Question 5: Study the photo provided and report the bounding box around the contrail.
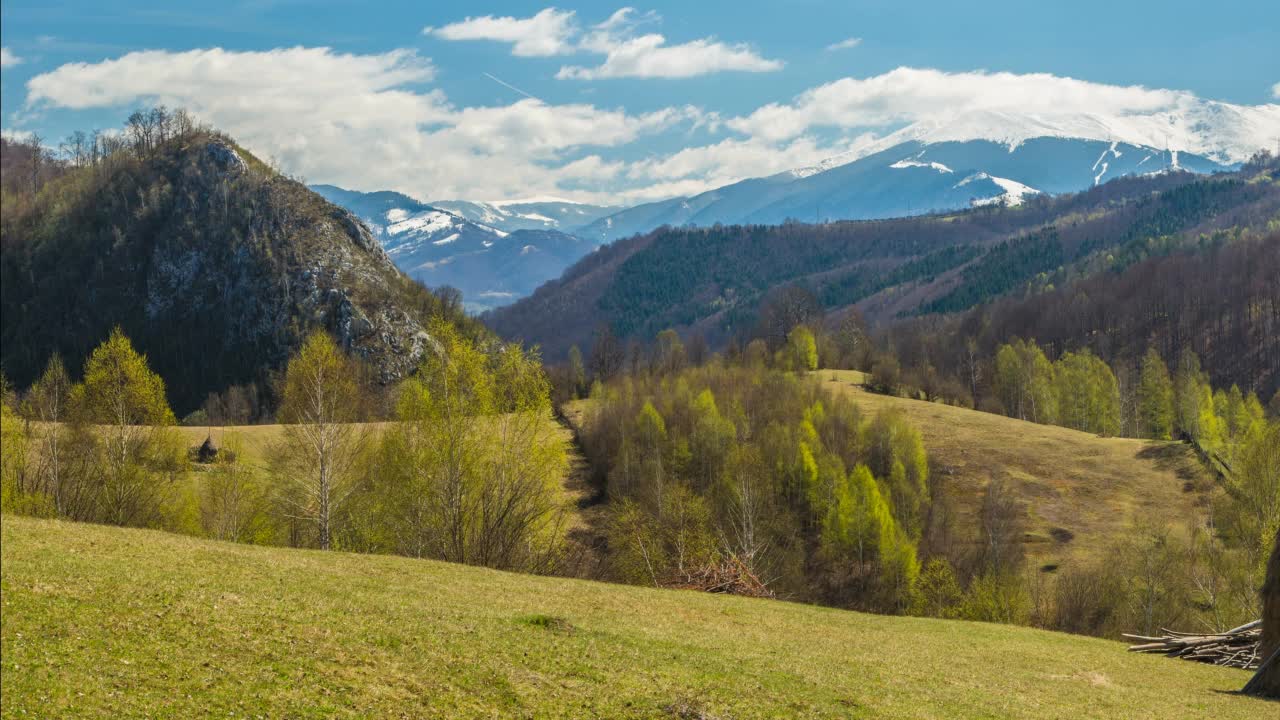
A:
[483,72,540,102]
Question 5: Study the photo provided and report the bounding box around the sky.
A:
[1,0,1278,205]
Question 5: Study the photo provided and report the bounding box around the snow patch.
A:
[890,159,954,173]
[970,175,1041,207]
[432,233,460,246]
[388,211,456,237]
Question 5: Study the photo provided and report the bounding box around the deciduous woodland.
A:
[4,307,1276,644]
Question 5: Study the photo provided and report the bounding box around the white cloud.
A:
[428,6,781,80]
[20,54,1280,205]
[825,37,861,52]
[425,8,578,57]
[23,47,700,203]
[558,8,781,79]
[1273,81,1280,99]
[728,67,1186,142]
[1,128,36,142]
[1,47,23,69]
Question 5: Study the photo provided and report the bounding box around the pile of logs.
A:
[662,556,775,599]
[1124,620,1262,669]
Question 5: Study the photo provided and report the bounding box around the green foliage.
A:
[273,331,368,550]
[581,364,930,612]
[1,120,488,416]
[782,325,818,372]
[923,229,1065,314]
[0,375,36,514]
[994,339,1057,424]
[366,318,567,571]
[1137,347,1175,439]
[1053,349,1121,435]
[953,572,1031,625]
[64,328,185,527]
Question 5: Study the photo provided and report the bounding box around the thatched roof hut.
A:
[197,434,219,463]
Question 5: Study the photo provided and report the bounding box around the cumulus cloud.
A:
[1273,81,1280,99]
[557,8,782,79]
[428,6,781,80]
[728,67,1184,141]
[20,54,1279,204]
[1,47,23,69]
[825,38,861,52]
[424,8,578,57]
[23,47,700,203]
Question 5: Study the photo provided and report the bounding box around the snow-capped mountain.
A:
[577,101,1275,241]
[311,185,593,312]
[579,136,1235,241]
[425,197,619,234]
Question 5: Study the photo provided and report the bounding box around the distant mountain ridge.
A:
[487,159,1280,362]
[311,185,595,312]
[427,198,619,233]
[577,137,1233,242]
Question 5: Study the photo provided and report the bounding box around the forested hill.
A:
[0,117,484,415]
[485,157,1280,362]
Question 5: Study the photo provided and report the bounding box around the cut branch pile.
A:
[1124,620,1262,669]
[662,556,775,599]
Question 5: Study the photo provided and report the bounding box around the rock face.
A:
[0,133,451,414]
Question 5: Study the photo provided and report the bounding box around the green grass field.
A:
[1,515,1264,719]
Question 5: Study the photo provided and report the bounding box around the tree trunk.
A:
[1244,529,1280,698]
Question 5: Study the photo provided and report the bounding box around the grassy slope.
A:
[820,371,1214,571]
[1,515,1263,719]
[564,371,1213,574]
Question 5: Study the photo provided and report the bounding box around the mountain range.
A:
[485,157,1280,364]
[311,185,595,312]
[313,101,1279,310]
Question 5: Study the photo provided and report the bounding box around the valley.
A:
[3,6,1279,711]
[1,515,1263,719]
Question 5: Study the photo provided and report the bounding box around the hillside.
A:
[1,515,1263,719]
[820,372,1215,572]
[1,130,479,414]
[563,370,1216,581]
[487,159,1280,362]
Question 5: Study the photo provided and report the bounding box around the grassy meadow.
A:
[816,370,1215,571]
[1,514,1265,719]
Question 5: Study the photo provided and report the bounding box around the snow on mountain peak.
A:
[791,100,1280,176]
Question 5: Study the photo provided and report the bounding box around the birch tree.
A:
[275,332,367,550]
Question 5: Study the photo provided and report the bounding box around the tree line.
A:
[576,361,930,613]
[563,315,1277,636]
[0,324,570,574]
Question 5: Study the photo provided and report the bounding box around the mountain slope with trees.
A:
[487,157,1280,372]
[1,111,482,414]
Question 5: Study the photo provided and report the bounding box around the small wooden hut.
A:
[196,434,219,463]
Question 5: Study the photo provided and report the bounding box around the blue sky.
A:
[2,1,1278,203]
